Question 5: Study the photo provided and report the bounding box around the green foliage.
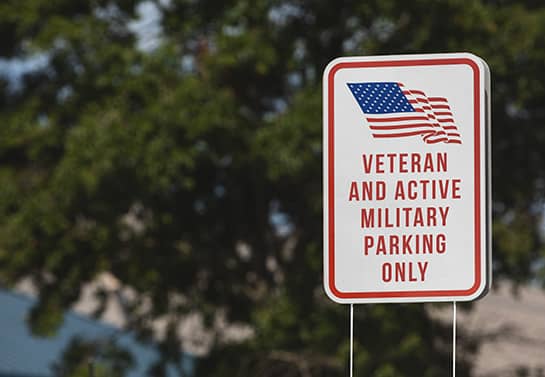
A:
[51,337,134,377]
[1,0,545,376]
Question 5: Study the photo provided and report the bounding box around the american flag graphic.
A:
[347,82,462,144]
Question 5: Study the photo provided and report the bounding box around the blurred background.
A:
[0,0,544,376]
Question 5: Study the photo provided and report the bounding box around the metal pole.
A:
[350,304,354,377]
[88,357,95,377]
[452,301,457,377]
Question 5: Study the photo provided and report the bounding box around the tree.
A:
[1,0,544,376]
[52,337,134,377]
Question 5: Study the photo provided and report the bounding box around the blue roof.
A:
[0,288,194,377]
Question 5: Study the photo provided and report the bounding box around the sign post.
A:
[323,53,491,304]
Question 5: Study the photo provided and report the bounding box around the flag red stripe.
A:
[409,99,447,105]
[369,123,435,130]
[403,90,426,96]
[426,137,449,144]
[373,130,435,138]
[365,116,429,122]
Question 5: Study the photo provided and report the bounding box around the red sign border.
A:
[326,57,483,300]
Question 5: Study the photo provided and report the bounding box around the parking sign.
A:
[323,53,491,303]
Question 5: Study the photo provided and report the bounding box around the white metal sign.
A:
[323,53,490,303]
